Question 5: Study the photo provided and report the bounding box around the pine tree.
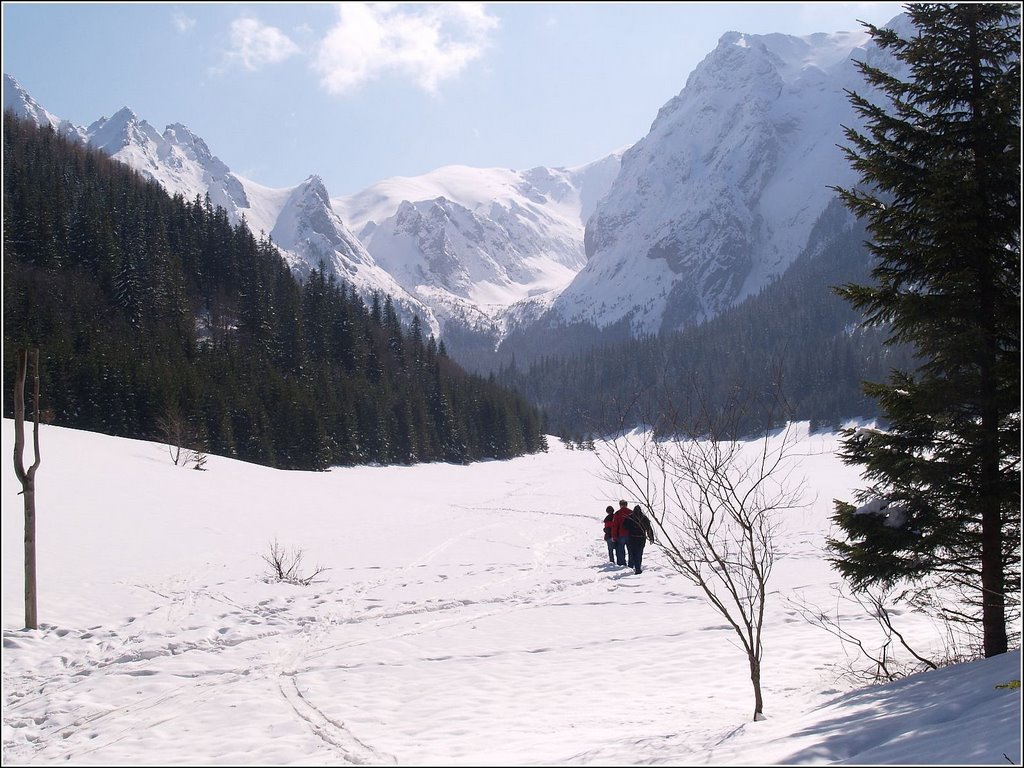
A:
[826,4,1020,658]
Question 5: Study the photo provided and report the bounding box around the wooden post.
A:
[13,348,41,630]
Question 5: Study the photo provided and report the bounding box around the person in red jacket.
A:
[610,499,632,567]
[602,505,616,563]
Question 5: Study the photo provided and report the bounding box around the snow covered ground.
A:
[2,420,1019,765]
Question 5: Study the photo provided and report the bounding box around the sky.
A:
[2,418,1020,765]
[1,2,907,197]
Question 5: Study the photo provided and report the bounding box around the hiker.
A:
[623,504,655,574]
[610,499,632,567]
[602,505,616,563]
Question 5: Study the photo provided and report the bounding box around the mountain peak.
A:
[295,174,331,207]
[164,123,209,153]
[86,106,164,157]
[558,23,889,336]
[92,106,140,128]
[3,73,87,142]
[3,73,34,108]
[161,123,236,184]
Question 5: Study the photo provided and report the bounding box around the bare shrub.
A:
[261,539,329,586]
[785,582,986,686]
[155,406,208,470]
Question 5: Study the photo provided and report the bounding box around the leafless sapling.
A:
[598,389,807,721]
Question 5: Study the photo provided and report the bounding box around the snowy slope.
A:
[85,108,253,220]
[552,21,907,336]
[333,156,621,338]
[2,75,86,143]
[2,420,1019,765]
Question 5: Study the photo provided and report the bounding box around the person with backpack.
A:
[610,499,632,567]
[623,504,655,574]
[602,505,616,563]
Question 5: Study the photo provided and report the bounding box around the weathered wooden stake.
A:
[14,348,41,630]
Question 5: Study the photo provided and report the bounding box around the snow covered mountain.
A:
[333,156,621,344]
[84,107,254,222]
[1,75,433,333]
[549,19,909,336]
[4,13,908,354]
[3,76,86,143]
[3,73,618,346]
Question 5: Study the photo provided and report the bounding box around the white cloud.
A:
[225,18,301,71]
[172,11,196,33]
[314,2,499,95]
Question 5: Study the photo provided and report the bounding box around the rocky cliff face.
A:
[551,25,904,336]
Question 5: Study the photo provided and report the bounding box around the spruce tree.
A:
[826,4,1020,658]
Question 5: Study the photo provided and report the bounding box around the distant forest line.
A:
[493,198,916,439]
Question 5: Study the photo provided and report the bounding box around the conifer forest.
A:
[3,113,547,470]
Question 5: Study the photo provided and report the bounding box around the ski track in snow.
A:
[0,542,768,767]
[3,478,674,764]
[4,426,973,766]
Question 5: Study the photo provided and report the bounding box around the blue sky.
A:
[2,2,906,197]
